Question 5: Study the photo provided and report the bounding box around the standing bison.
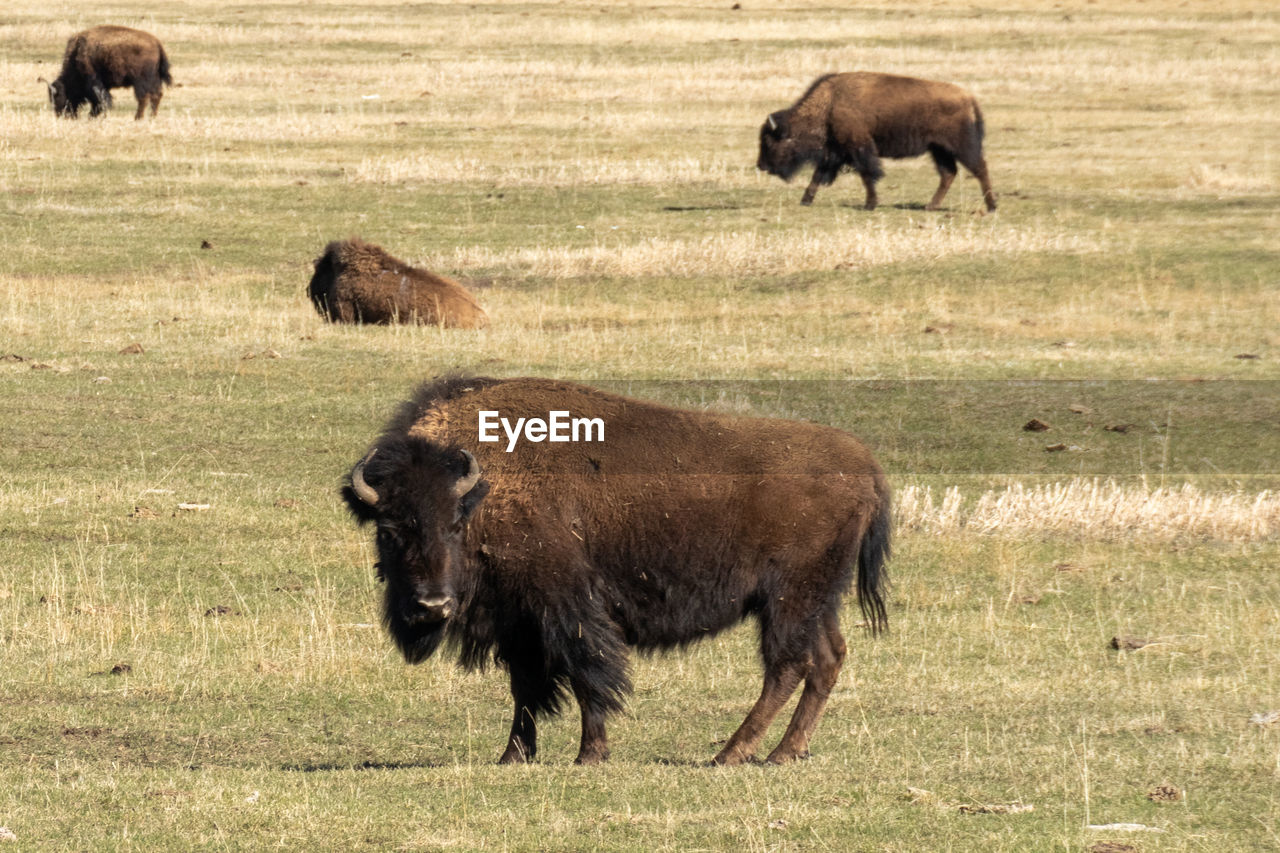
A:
[758,72,997,211]
[342,377,891,765]
[308,238,488,329]
[43,26,171,119]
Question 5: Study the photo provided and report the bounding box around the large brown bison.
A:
[308,238,488,329]
[342,377,891,765]
[758,72,997,211]
[42,26,171,119]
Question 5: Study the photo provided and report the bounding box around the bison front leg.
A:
[498,671,542,763]
[800,162,840,206]
[572,683,610,765]
[499,704,536,764]
[88,82,111,117]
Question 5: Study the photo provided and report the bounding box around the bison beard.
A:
[343,376,891,766]
[383,586,448,664]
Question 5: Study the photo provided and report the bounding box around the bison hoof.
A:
[800,197,815,207]
[573,750,609,765]
[497,746,532,764]
[710,748,752,767]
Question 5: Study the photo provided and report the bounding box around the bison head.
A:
[41,78,72,117]
[756,110,808,180]
[342,436,490,663]
[752,111,793,178]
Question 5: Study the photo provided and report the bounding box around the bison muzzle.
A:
[758,72,997,211]
[343,377,891,766]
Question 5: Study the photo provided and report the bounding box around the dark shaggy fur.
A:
[343,376,891,766]
[44,26,171,119]
[757,72,997,211]
[308,238,488,328]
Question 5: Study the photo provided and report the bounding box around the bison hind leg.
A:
[712,660,807,766]
[846,148,884,211]
[764,609,847,764]
[133,83,162,119]
[962,155,997,212]
[926,144,959,210]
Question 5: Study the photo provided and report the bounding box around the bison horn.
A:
[351,449,380,506]
[451,449,482,498]
[767,113,778,132]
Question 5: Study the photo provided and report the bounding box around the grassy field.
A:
[1,0,1278,849]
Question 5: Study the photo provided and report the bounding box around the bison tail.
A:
[971,102,986,146]
[157,48,172,87]
[856,489,891,634]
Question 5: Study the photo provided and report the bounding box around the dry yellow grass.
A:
[427,221,1102,278]
[897,478,1280,542]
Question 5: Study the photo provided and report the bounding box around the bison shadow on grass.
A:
[308,238,488,329]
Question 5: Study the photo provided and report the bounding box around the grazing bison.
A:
[308,238,488,329]
[42,26,171,119]
[342,377,891,765]
[758,72,997,211]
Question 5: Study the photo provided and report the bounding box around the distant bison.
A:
[758,72,996,211]
[43,26,171,119]
[308,238,488,329]
[342,377,891,765]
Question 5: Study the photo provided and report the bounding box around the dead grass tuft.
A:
[897,479,1279,542]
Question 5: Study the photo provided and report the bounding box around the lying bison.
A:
[308,238,488,329]
[758,72,997,211]
[43,26,171,119]
[342,377,891,765]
